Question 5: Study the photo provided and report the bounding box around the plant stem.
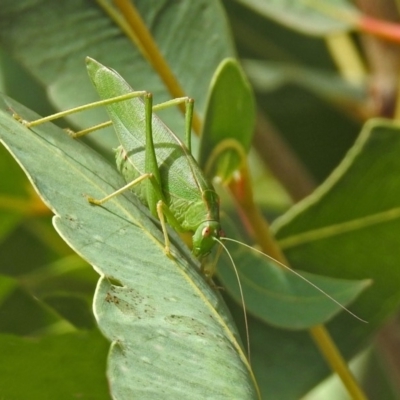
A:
[95,0,149,57]
[307,0,400,44]
[310,325,368,400]
[325,33,367,85]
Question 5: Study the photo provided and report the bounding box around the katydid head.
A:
[192,220,222,258]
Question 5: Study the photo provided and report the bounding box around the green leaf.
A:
[235,0,358,36]
[0,331,110,399]
[244,118,400,397]
[0,248,97,332]
[0,95,260,398]
[0,274,18,305]
[0,0,235,152]
[217,239,370,329]
[0,273,70,336]
[243,59,366,108]
[274,119,400,328]
[199,58,255,182]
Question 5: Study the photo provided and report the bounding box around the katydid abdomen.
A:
[87,58,221,257]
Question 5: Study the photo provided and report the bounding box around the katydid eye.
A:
[202,227,210,237]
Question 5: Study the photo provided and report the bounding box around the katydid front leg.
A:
[86,172,176,257]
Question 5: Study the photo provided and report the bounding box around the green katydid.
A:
[87,59,222,259]
[17,57,365,349]
[24,57,222,259]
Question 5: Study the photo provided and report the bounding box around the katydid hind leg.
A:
[152,96,194,152]
[143,92,165,218]
[156,200,172,257]
[155,199,191,257]
[144,94,192,257]
[184,98,194,153]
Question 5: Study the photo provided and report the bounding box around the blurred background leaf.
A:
[234,0,358,35]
